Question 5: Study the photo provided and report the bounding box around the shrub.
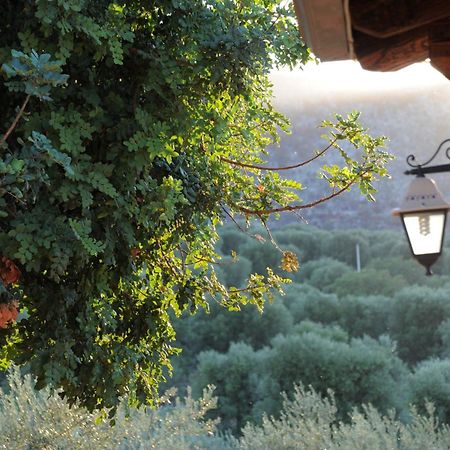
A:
[173,297,293,357]
[367,230,410,261]
[438,319,450,358]
[0,0,321,410]
[0,368,227,450]
[3,366,450,449]
[409,359,450,424]
[191,330,410,431]
[237,385,450,450]
[240,240,300,277]
[292,320,349,342]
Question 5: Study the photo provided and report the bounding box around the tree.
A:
[409,359,450,424]
[389,286,450,364]
[191,327,410,431]
[255,332,409,420]
[191,342,262,434]
[330,268,408,297]
[294,257,352,290]
[0,0,391,411]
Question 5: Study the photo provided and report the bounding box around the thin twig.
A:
[274,199,308,224]
[0,95,31,147]
[262,219,283,253]
[219,138,337,172]
[221,205,267,243]
[177,244,186,273]
[6,191,26,205]
[221,206,248,234]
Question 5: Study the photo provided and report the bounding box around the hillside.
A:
[269,63,450,229]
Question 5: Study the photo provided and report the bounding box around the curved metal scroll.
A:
[406,139,450,169]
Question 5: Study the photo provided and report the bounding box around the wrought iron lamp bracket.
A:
[405,139,450,176]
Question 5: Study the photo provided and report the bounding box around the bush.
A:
[173,298,293,357]
[292,320,349,342]
[367,230,410,261]
[191,330,410,431]
[0,368,226,450]
[409,359,450,424]
[240,240,300,277]
[168,227,450,438]
[237,385,450,450]
[3,366,450,450]
[438,319,450,358]
[239,240,283,276]
[235,301,294,349]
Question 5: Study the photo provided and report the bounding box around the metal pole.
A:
[356,243,361,273]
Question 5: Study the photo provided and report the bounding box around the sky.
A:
[271,60,449,94]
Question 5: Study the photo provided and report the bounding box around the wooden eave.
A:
[293,0,450,80]
[293,0,351,61]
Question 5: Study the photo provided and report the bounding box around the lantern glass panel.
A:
[402,211,446,255]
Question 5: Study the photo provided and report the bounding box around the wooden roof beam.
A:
[429,19,450,79]
[354,26,429,72]
[350,0,450,39]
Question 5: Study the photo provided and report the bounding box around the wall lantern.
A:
[393,139,450,275]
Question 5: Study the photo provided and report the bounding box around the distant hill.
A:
[268,64,450,230]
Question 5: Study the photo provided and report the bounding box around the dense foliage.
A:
[236,386,450,450]
[166,224,450,433]
[0,368,226,450]
[2,368,450,450]
[0,0,390,411]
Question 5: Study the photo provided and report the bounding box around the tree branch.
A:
[219,138,337,172]
[0,95,31,147]
[221,206,248,233]
[235,174,361,216]
[228,285,269,294]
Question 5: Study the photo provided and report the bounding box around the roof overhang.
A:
[293,0,352,61]
[293,0,450,80]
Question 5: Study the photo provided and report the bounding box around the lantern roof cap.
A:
[392,176,450,216]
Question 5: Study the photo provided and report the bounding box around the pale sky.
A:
[271,60,449,93]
